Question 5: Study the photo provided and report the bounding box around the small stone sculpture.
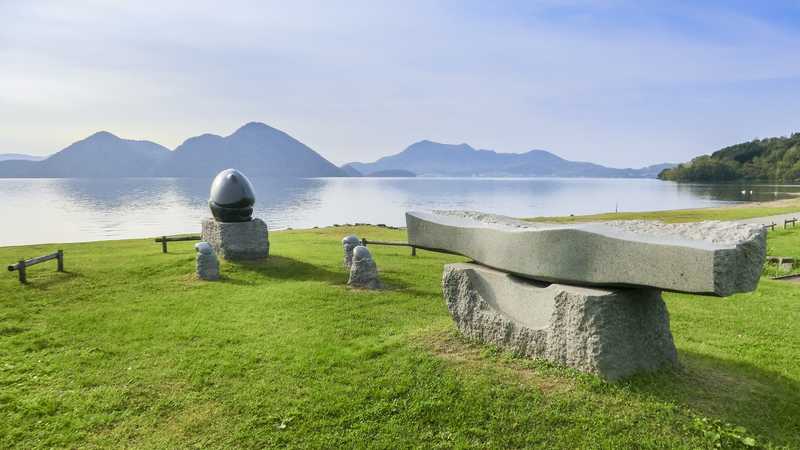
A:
[209,168,256,222]
[195,242,220,281]
[342,235,361,269]
[348,246,382,289]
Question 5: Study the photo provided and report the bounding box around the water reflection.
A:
[1,177,798,246]
[673,182,800,202]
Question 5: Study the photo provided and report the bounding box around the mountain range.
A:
[0,122,673,179]
[345,140,673,178]
[0,153,46,162]
[0,122,345,178]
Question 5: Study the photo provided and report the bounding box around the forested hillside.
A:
[659,133,800,182]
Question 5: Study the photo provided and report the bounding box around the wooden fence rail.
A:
[155,235,202,253]
[360,238,463,257]
[764,223,776,231]
[361,238,417,256]
[785,218,797,229]
[7,250,63,284]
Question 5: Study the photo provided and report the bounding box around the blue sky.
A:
[1,0,798,167]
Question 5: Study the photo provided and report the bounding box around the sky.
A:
[1,0,799,167]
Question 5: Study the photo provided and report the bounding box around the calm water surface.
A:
[1,177,797,246]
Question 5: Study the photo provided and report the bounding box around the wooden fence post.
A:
[411,246,417,256]
[161,236,168,253]
[8,251,64,284]
[17,260,26,284]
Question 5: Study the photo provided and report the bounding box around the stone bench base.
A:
[201,218,269,261]
[442,263,678,381]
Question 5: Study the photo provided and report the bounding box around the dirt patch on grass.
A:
[413,328,576,395]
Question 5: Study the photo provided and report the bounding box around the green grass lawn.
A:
[1,225,799,448]
[531,198,800,223]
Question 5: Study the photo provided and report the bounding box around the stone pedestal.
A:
[201,218,269,261]
[442,263,677,381]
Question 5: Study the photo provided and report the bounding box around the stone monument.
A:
[407,210,767,381]
[201,169,269,261]
[342,235,361,269]
[348,246,382,289]
[195,241,220,281]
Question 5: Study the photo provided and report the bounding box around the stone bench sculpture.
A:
[406,210,767,380]
[407,210,765,296]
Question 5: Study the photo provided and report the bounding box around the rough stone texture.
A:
[443,263,678,381]
[342,235,361,270]
[201,217,269,261]
[195,242,220,281]
[407,210,766,296]
[348,246,382,289]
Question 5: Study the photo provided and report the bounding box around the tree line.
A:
[659,133,800,182]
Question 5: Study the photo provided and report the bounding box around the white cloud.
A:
[0,0,798,166]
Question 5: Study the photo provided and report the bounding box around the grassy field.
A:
[531,196,800,223]
[1,223,799,448]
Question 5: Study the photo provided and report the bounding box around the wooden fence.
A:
[360,238,462,257]
[361,238,417,256]
[7,250,63,284]
[155,235,202,253]
[785,218,797,229]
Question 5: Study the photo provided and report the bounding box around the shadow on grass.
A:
[18,270,79,290]
[224,256,434,295]
[421,329,800,447]
[622,349,800,447]
[227,255,345,285]
[384,284,439,298]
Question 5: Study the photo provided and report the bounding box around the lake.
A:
[1,177,797,246]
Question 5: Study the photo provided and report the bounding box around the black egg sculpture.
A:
[209,169,256,222]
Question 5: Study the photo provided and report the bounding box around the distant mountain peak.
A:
[406,140,476,153]
[0,121,346,178]
[86,130,120,140]
[167,122,345,177]
[234,121,276,134]
[347,140,672,178]
[411,139,471,147]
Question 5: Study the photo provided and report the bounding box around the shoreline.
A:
[532,194,800,224]
[4,197,800,248]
